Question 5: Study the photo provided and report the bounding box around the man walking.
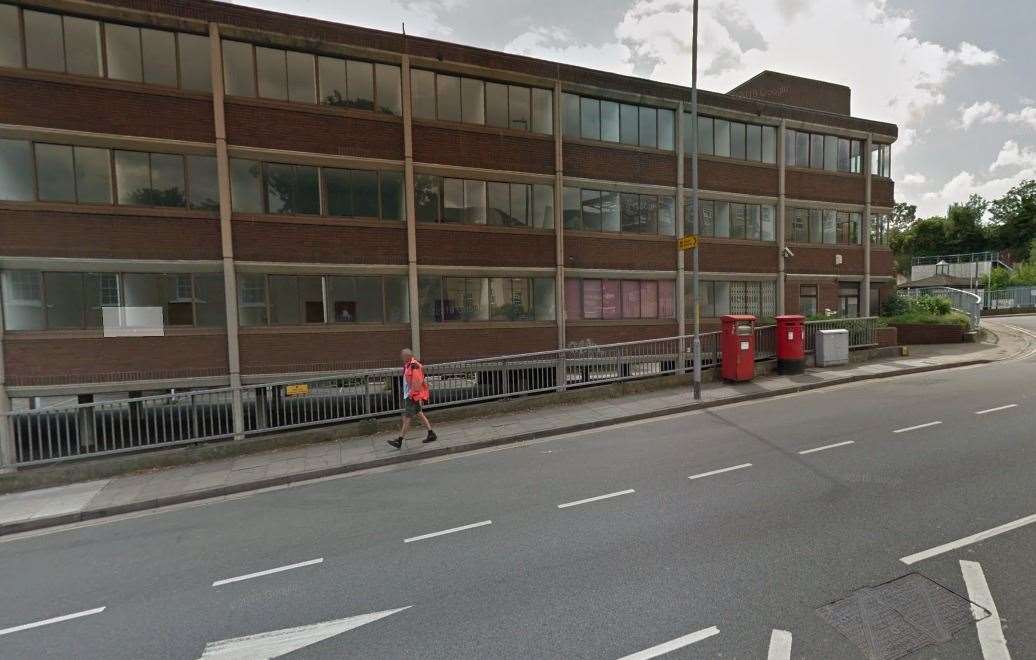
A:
[387,348,437,449]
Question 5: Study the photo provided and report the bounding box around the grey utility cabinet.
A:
[816,328,849,366]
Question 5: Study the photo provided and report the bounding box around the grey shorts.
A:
[403,398,423,418]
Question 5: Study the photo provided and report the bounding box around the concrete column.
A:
[254,386,269,429]
[0,288,15,472]
[77,394,95,450]
[777,120,787,315]
[209,25,245,439]
[553,81,567,389]
[401,54,422,356]
[863,135,873,316]
[675,102,686,369]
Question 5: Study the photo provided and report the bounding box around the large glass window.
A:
[714,119,731,158]
[24,11,65,72]
[186,155,219,210]
[687,280,775,319]
[286,51,316,104]
[414,174,441,222]
[580,97,601,141]
[264,163,319,215]
[74,147,112,204]
[729,122,746,160]
[178,33,212,92]
[230,158,263,213]
[799,285,818,317]
[600,101,620,143]
[0,4,22,68]
[658,109,674,151]
[532,88,553,135]
[2,271,44,330]
[697,116,714,156]
[436,74,462,122]
[346,60,374,110]
[327,276,383,323]
[222,40,255,97]
[106,23,143,82]
[141,28,177,87]
[810,133,824,169]
[374,63,401,115]
[114,150,151,206]
[461,77,485,125]
[746,124,762,162]
[824,135,838,172]
[420,276,553,322]
[320,56,349,107]
[413,70,548,133]
[532,184,554,229]
[566,278,675,320]
[35,144,76,202]
[508,85,530,131]
[762,126,776,164]
[619,104,638,146]
[64,17,102,77]
[149,153,186,207]
[638,107,657,148]
[485,82,508,128]
[256,46,287,100]
[562,93,580,137]
[839,282,860,317]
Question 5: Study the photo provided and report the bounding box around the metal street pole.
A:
[690,0,702,400]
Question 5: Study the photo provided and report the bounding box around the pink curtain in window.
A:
[621,281,641,318]
[582,279,602,319]
[602,280,620,319]
[658,280,676,318]
[640,281,658,318]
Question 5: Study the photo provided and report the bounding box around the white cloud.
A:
[960,101,1004,129]
[504,28,634,74]
[917,141,1036,217]
[901,173,927,185]
[952,41,1002,66]
[988,140,1036,172]
[1006,107,1036,130]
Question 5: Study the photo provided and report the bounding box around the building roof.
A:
[906,274,976,288]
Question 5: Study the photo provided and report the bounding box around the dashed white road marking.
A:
[975,404,1018,415]
[961,561,1011,660]
[893,421,942,434]
[798,440,855,455]
[688,463,752,481]
[615,626,720,660]
[197,606,410,659]
[767,629,793,660]
[0,607,106,637]
[900,512,1036,564]
[557,489,635,509]
[404,520,492,543]
[212,558,324,587]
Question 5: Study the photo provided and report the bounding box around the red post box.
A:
[775,314,806,375]
[721,314,756,382]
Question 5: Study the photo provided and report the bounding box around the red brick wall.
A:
[4,335,228,385]
[413,125,553,174]
[0,209,221,260]
[874,326,897,348]
[417,227,554,267]
[890,323,964,345]
[700,241,777,273]
[697,159,779,197]
[565,235,675,270]
[786,245,865,275]
[872,179,895,208]
[0,76,214,142]
[784,279,840,315]
[233,220,407,264]
[564,143,675,186]
[565,323,679,345]
[239,329,408,373]
[420,326,557,362]
[871,248,894,277]
[786,170,866,205]
[226,103,403,160]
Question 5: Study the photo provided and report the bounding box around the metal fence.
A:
[982,286,1036,312]
[2,319,876,468]
[904,286,982,329]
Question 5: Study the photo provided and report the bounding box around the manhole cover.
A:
[816,573,989,660]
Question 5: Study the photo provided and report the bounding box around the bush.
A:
[881,293,911,316]
[913,294,952,315]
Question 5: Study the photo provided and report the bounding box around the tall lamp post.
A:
[690,0,702,400]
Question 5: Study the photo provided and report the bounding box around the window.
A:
[0,4,22,68]
[729,122,746,160]
[327,276,384,322]
[187,155,219,210]
[795,131,809,168]
[658,196,675,236]
[849,140,862,174]
[729,203,746,239]
[839,282,860,317]
[285,51,316,104]
[824,135,838,172]
[687,280,775,319]
[485,82,508,128]
[562,93,579,136]
[658,109,674,151]
[508,85,530,131]
[697,116,714,156]
[113,151,155,206]
[745,204,761,241]
[601,101,620,142]
[871,213,890,245]
[580,97,601,141]
[141,28,177,87]
[267,275,324,324]
[822,209,837,244]
[810,133,824,169]
[746,124,761,162]
[879,144,892,178]
[346,60,374,110]
[178,33,211,92]
[419,276,553,322]
[64,17,102,77]
[380,171,405,221]
[714,119,731,157]
[762,126,776,164]
[761,205,775,241]
[620,193,640,233]
[837,138,851,173]
[638,107,657,148]
[436,74,461,122]
[809,209,823,243]
[1,271,44,330]
[415,174,441,222]
[320,56,349,107]
[789,208,808,242]
[106,23,143,82]
[799,285,818,317]
[24,11,65,72]
[230,158,262,213]
[264,163,319,215]
[532,184,554,229]
[222,40,255,97]
[238,274,268,326]
[714,201,730,238]
[375,63,401,115]
[620,104,638,146]
[35,144,76,202]
[461,77,485,124]
[410,68,435,119]
[580,189,602,232]
[567,279,675,320]
[532,87,552,135]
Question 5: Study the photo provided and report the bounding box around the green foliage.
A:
[981,260,1036,288]
[885,309,971,330]
[913,294,952,315]
[880,292,911,316]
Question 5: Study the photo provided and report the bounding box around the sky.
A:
[227,0,1035,219]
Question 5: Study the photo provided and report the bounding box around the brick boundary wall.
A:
[873,326,898,348]
[889,323,963,345]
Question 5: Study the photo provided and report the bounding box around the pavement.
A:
[0,318,1032,539]
[1,315,1035,658]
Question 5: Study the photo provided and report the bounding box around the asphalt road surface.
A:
[2,318,1036,659]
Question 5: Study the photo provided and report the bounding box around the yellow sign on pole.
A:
[678,235,699,251]
[285,383,310,397]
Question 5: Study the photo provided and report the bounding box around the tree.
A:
[989,180,1036,262]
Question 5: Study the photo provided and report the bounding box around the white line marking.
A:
[767,629,793,660]
[961,561,1011,660]
[404,520,492,543]
[688,463,752,480]
[900,512,1036,564]
[0,607,105,637]
[893,421,942,434]
[976,404,1018,415]
[615,626,720,660]
[557,489,635,509]
[798,440,855,455]
[212,558,324,587]
[198,606,410,658]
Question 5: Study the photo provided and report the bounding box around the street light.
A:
[690,0,702,400]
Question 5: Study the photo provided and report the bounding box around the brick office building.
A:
[0,0,897,417]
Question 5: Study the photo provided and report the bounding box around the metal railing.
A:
[803,317,879,353]
[904,286,982,330]
[911,251,1003,266]
[2,319,876,467]
[982,286,1036,312]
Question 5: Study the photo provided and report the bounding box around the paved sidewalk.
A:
[0,320,1029,536]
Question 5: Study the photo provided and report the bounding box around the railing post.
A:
[362,375,371,416]
[502,360,510,396]
[0,398,14,472]
[77,394,95,450]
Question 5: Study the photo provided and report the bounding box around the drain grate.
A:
[816,573,989,660]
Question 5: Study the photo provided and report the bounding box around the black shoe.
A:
[387,437,403,449]
[423,430,438,444]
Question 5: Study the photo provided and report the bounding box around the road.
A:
[1,317,1036,659]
